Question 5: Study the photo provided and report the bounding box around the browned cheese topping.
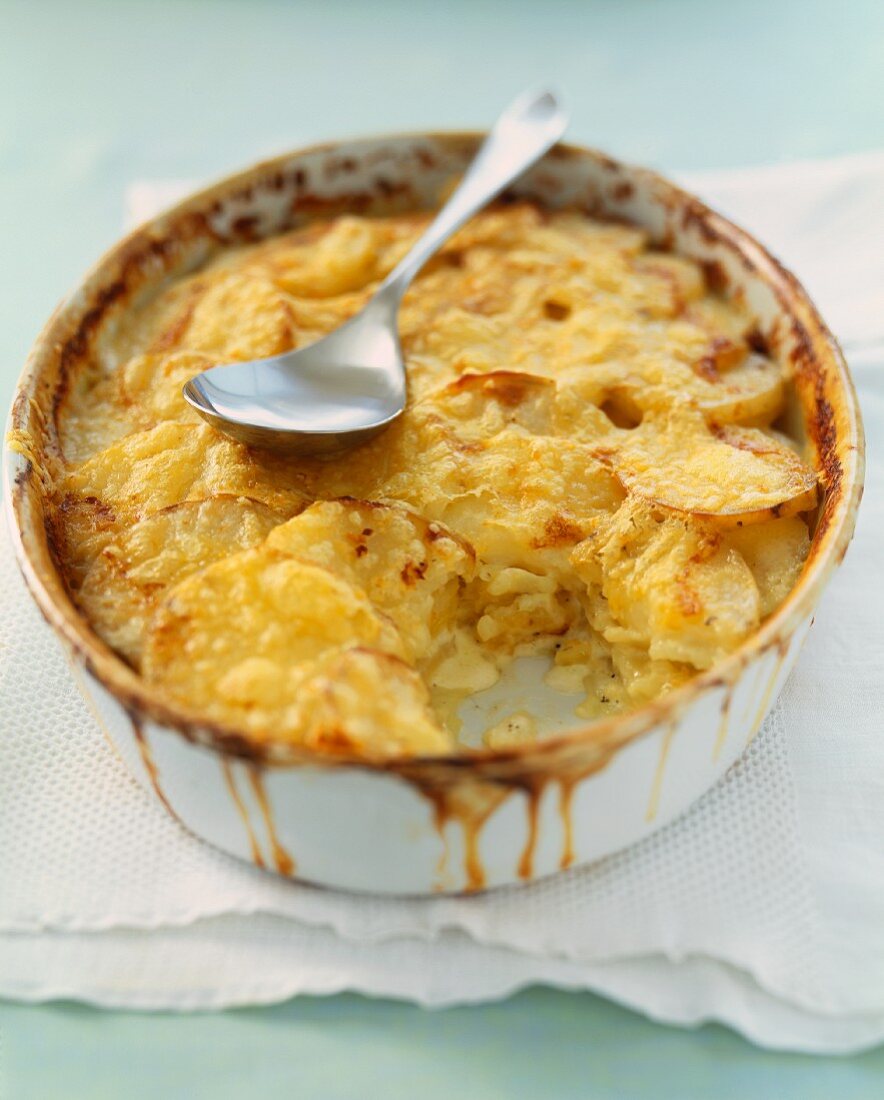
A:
[52,203,816,758]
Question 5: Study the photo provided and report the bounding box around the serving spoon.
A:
[183,87,568,454]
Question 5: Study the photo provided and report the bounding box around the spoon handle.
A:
[377,87,568,303]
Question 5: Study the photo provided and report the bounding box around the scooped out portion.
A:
[50,202,817,758]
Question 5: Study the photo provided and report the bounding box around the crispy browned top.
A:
[48,202,816,759]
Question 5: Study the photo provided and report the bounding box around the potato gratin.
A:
[51,203,817,758]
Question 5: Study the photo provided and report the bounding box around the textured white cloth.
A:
[2,153,883,1053]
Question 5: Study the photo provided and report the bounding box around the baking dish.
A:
[4,133,864,894]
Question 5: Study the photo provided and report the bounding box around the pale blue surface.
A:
[2,0,883,1095]
[3,991,884,1100]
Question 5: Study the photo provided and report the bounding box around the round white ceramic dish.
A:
[4,134,864,894]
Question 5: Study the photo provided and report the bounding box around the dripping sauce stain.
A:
[745,640,790,748]
[517,780,543,881]
[221,758,265,868]
[130,717,180,823]
[408,745,622,891]
[248,766,296,876]
[646,720,678,822]
[713,685,734,762]
[558,777,577,870]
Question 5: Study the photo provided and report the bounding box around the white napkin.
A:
[3,153,883,1053]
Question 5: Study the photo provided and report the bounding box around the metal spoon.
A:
[183,87,568,454]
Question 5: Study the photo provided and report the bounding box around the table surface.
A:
[2,0,883,1095]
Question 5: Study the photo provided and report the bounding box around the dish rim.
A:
[3,131,866,776]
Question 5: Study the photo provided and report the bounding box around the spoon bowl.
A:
[184,87,568,454]
[183,298,405,454]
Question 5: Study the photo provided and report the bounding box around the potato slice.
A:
[427,368,614,445]
[424,371,558,440]
[287,405,468,514]
[267,216,388,298]
[725,515,810,617]
[631,252,706,306]
[411,305,510,374]
[143,552,452,754]
[119,350,213,425]
[594,408,818,523]
[55,423,308,581]
[685,296,754,344]
[483,711,539,749]
[557,350,784,432]
[76,497,281,665]
[62,422,308,525]
[178,273,297,359]
[433,430,625,575]
[548,629,694,718]
[628,252,706,318]
[143,553,448,757]
[690,352,785,424]
[303,418,621,585]
[572,497,761,669]
[285,647,451,757]
[473,567,582,657]
[265,499,475,664]
[603,645,695,709]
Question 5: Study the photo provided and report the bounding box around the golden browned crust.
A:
[6,135,863,777]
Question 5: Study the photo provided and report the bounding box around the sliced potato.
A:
[119,350,213,424]
[50,493,120,588]
[631,252,706,306]
[628,252,705,318]
[76,497,281,665]
[143,552,452,752]
[428,368,621,445]
[62,422,308,525]
[314,418,622,582]
[57,370,136,463]
[690,352,785,424]
[266,216,390,298]
[433,430,625,575]
[178,272,297,359]
[571,497,762,669]
[557,350,784,432]
[593,407,818,523]
[55,423,308,579]
[447,202,549,251]
[265,499,474,664]
[483,711,538,749]
[411,306,510,373]
[104,274,205,364]
[425,371,557,440]
[474,576,581,657]
[290,647,450,757]
[725,515,810,617]
[291,403,453,507]
[602,645,695,709]
[143,547,449,757]
[685,295,754,344]
[548,627,695,718]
